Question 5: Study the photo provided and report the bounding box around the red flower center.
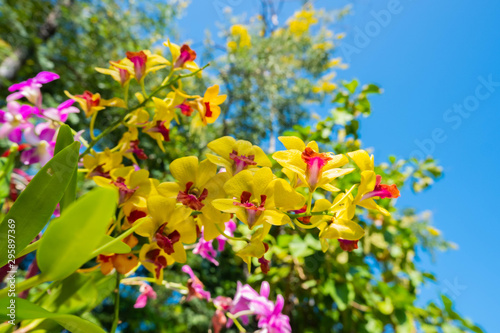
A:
[76,91,100,112]
[126,140,148,160]
[146,120,170,141]
[301,147,332,188]
[154,223,181,255]
[174,44,197,68]
[233,191,267,227]
[145,249,167,279]
[126,51,148,81]
[229,150,257,174]
[177,182,209,211]
[362,175,400,200]
[113,177,138,204]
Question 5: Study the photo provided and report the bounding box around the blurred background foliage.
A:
[0,0,484,332]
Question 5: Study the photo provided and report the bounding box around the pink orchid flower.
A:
[133,282,157,308]
[193,220,237,266]
[7,71,59,108]
[0,101,35,143]
[20,125,56,166]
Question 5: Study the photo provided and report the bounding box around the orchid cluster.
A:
[1,37,400,332]
[1,71,79,166]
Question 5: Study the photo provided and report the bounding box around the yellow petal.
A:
[169,156,199,186]
[347,150,374,171]
[278,136,306,151]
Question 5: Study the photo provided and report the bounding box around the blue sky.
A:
[178,1,500,332]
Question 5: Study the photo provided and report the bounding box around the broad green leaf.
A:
[37,187,118,281]
[0,142,80,267]
[0,297,105,333]
[97,234,131,254]
[54,125,78,213]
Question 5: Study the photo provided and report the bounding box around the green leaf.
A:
[98,234,131,254]
[0,142,80,266]
[0,145,17,199]
[37,271,115,314]
[37,187,118,281]
[54,124,77,213]
[0,297,105,333]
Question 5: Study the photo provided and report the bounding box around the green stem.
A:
[79,64,209,159]
[110,272,121,333]
[215,223,249,243]
[306,191,313,214]
[226,312,247,332]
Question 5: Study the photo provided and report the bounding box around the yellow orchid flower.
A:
[142,96,177,152]
[191,85,226,126]
[112,50,170,82]
[207,136,271,175]
[273,136,354,192]
[116,128,148,164]
[347,150,400,216]
[95,58,132,87]
[136,196,196,281]
[93,166,159,206]
[212,167,305,230]
[97,235,139,275]
[64,90,126,117]
[83,149,124,179]
[156,156,230,241]
[164,40,199,72]
[235,227,270,271]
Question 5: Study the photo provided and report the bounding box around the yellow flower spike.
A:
[273,136,353,192]
[207,136,271,175]
[156,156,230,241]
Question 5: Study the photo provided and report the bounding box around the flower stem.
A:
[226,312,247,332]
[215,223,248,243]
[110,272,121,333]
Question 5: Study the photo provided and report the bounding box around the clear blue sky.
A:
[178,1,500,332]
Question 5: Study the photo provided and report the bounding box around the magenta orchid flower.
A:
[194,220,237,266]
[20,125,56,166]
[40,99,80,123]
[133,282,157,308]
[182,265,211,301]
[7,71,59,108]
[227,281,291,333]
[0,101,36,143]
